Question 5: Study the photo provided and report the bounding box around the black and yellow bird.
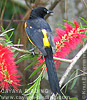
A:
[24,7,60,94]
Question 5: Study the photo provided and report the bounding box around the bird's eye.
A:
[44,8,47,13]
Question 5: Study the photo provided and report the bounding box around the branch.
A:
[61,72,87,91]
[45,0,62,19]
[11,46,40,55]
[5,13,15,30]
[11,46,31,53]
[0,19,24,23]
[0,0,62,24]
[11,46,73,63]
[0,0,7,27]
[10,0,28,9]
[59,43,87,87]
[25,0,32,9]
[53,57,72,63]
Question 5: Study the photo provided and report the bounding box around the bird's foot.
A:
[29,47,36,56]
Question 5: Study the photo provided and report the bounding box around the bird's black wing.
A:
[46,28,56,53]
[25,18,56,56]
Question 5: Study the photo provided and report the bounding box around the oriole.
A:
[24,7,60,94]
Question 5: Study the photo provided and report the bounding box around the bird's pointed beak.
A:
[47,10,53,14]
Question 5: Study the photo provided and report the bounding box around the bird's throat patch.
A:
[41,29,50,47]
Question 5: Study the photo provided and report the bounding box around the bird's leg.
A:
[41,55,44,59]
[29,47,36,56]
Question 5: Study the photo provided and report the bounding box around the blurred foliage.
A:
[0,0,27,43]
[0,0,26,29]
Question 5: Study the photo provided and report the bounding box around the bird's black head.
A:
[30,7,53,19]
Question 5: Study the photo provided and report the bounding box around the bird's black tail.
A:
[44,47,60,94]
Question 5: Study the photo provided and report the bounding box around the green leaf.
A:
[80,17,87,24]
[27,86,37,100]
[18,39,21,44]
[0,27,14,47]
[24,82,37,94]
[29,61,45,79]
[5,34,9,40]
[4,41,12,45]
[69,97,78,100]
[24,68,45,100]
[84,31,87,36]
[36,79,40,100]
[1,26,5,32]
[19,54,28,58]
[9,31,14,39]
[13,52,19,58]
[63,20,75,26]
[24,59,40,70]
[79,23,83,28]
[82,25,87,27]
[15,54,39,64]
[57,24,65,28]
[70,69,78,90]
[17,39,21,48]
[15,54,31,64]
[29,54,39,60]
[0,28,14,36]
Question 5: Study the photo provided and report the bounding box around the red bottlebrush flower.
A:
[36,21,86,69]
[0,45,22,91]
[55,21,86,64]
